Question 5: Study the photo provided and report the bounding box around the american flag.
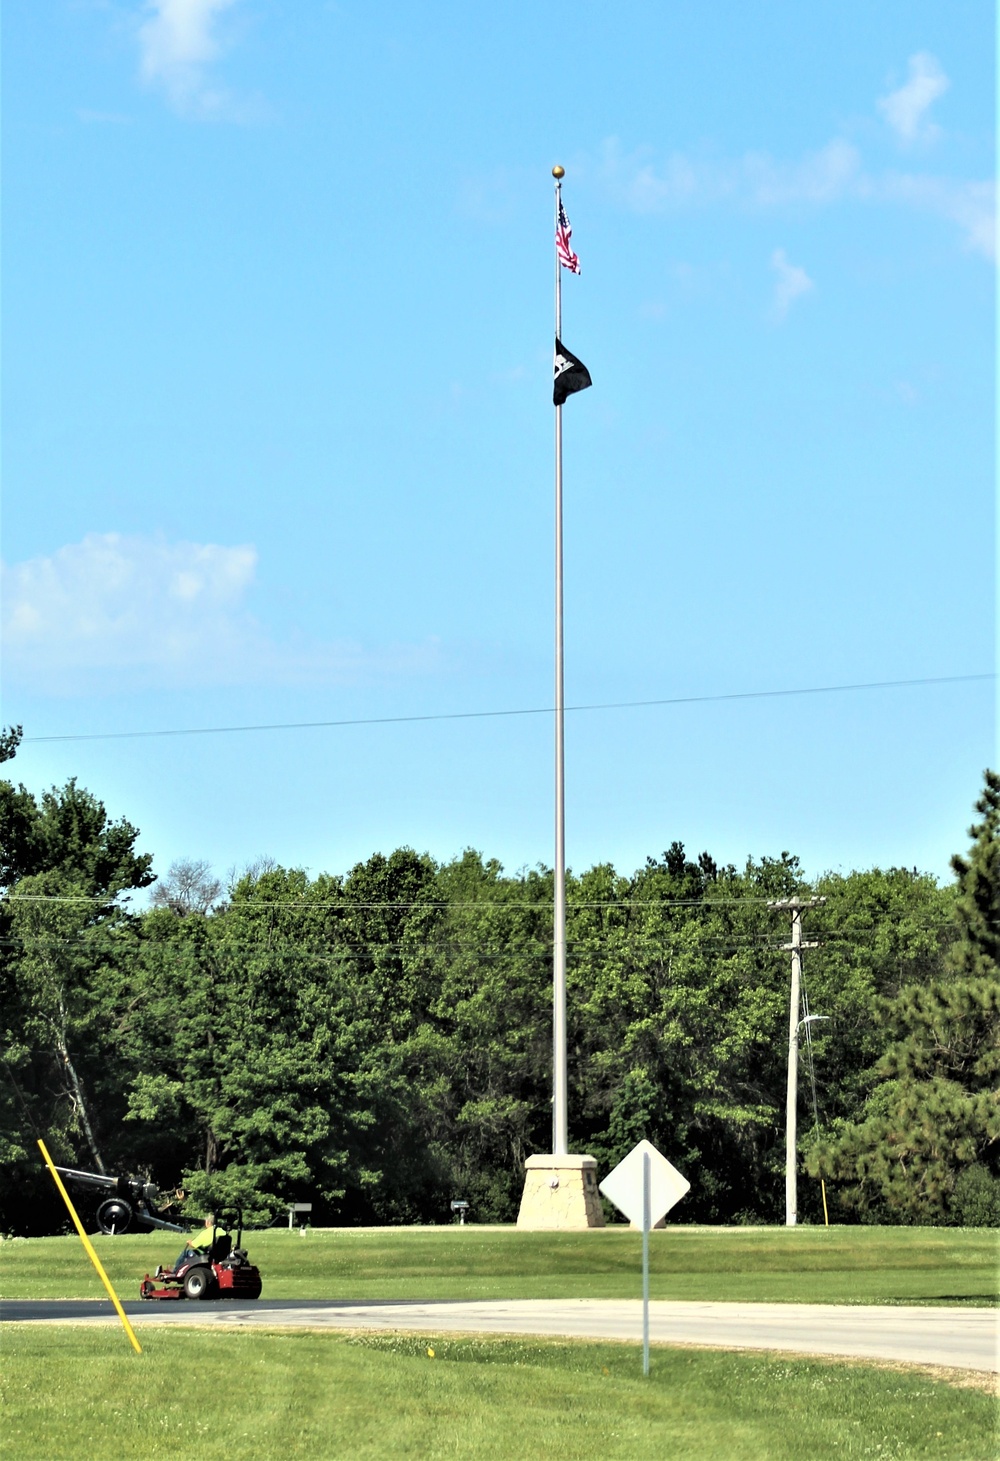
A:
[556,196,581,274]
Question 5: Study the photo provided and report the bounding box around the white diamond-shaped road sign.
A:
[599,1140,690,1229]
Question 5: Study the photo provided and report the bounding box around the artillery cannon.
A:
[53,1165,187,1235]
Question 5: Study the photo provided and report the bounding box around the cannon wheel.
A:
[96,1198,133,1235]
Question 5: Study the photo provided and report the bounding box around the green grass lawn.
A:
[2,1325,995,1461]
[1,1225,996,1305]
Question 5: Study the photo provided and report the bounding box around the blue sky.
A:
[2,1,995,891]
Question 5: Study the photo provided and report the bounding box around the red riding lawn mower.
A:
[140,1212,262,1301]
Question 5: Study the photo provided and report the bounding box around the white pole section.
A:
[552,171,568,1157]
[785,905,802,1227]
[642,1149,651,1376]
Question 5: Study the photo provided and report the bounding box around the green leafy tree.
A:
[570,848,807,1222]
[113,859,437,1223]
[406,851,554,1220]
[116,876,325,1216]
[4,738,990,1236]
[0,765,154,1232]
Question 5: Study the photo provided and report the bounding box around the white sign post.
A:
[641,1151,650,1374]
[599,1140,690,1376]
[287,1202,312,1232]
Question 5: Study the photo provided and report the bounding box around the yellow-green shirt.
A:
[190,1227,229,1254]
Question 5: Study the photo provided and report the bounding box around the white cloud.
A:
[771,249,814,319]
[1,533,442,695]
[588,55,990,260]
[137,0,246,118]
[743,140,862,206]
[596,136,863,213]
[878,53,950,143]
[876,174,996,261]
[593,131,993,262]
[598,141,727,213]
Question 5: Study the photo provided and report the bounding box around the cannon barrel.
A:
[54,1165,120,1195]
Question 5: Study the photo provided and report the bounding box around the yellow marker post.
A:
[37,1138,142,1354]
[820,1178,830,1228]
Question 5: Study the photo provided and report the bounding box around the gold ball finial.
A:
[552,165,565,179]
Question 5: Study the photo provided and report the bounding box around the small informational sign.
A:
[599,1140,690,1229]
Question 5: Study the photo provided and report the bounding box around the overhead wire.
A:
[0,915,958,956]
[18,672,993,745]
[0,892,954,911]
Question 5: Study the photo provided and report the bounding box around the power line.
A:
[1,894,779,907]
[0,916,956,952]
[1,889,799,907]
[1,892,956,920]
[19,672,993,745]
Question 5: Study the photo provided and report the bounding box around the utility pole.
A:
[768,896,825,1226]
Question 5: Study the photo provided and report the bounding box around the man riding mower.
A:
[140,1210,262,1300]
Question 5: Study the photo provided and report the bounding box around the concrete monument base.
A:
[516,1153,605,1230]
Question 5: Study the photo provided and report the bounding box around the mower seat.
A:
[209,1234,232,1263]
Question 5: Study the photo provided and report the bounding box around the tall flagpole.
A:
[552,166,568,1157]
[516,166,601,1227]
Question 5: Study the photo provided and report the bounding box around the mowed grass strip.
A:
[2,1326,995,1461]
[2,1225,997,1305]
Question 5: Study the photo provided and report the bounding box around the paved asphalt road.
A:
[4,1298,996,1373]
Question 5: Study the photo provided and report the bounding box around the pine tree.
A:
[810,771,1000,1224]
[948,768,1000,977]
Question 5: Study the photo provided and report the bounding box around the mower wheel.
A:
[183,1266,213,1300]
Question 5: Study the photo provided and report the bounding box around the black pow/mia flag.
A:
[553,337,592,406]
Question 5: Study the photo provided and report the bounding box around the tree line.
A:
[1,726,997,1234]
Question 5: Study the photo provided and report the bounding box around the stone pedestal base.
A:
[516,1153,605,1230]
